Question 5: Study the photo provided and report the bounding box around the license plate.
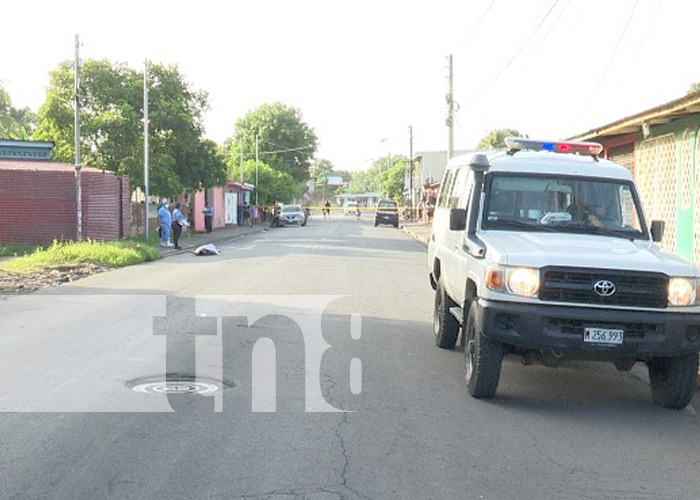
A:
[583,327,624,345]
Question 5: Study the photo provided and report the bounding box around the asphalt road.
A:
[1,215,700,499]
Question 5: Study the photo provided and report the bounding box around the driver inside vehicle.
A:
[566,200,617,227]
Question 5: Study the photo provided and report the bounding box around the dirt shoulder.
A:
[0,263,111,295]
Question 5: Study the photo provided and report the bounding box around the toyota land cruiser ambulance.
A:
[427,137,700,408]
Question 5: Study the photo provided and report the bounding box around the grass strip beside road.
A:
[0,244,37,258]
[0,239,161,273]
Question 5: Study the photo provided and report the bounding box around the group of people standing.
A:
[241,203,269,227]
[157,199,190,249]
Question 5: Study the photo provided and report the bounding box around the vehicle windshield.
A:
[481,173,647,239]
[281,205,301,213]
[378,200,397,209]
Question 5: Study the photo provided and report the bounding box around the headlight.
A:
[487,266,540,297]
[668,277,698,306]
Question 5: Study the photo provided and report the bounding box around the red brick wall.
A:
[0,167,130,245]
[83,172,123,241]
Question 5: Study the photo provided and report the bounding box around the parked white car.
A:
[343,201,359,215]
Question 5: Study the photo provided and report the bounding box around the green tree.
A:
[309,158,347,203]
[0,82,37,139]
[477,128,522,149]
[34,59,226,197]
[344,155,408,199]
[688,82,700,94]
[228,102,318,182]
[238,159,298,206]
[378,156,408,200]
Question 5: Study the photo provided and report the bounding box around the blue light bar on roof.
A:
[505,137,603,156]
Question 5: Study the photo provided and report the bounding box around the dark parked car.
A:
[374,199,399,227]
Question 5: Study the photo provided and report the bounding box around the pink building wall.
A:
[192,187,226,232]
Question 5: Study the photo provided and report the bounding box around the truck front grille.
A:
[539,266,668,309]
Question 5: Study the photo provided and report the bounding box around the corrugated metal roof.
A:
[569,89,700,142]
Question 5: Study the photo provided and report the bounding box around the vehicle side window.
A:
[447,168,469,209]
[437,170,455,209]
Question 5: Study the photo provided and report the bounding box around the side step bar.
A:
[449,306,463,325]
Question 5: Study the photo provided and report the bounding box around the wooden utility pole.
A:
[446,54,454,160]
[143,59,150,238]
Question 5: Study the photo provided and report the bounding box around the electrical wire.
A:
[534,0,573,50]
[466,0,563,105]
[629,0,664,65]
[569,0,641,130]
[452,0,498,53]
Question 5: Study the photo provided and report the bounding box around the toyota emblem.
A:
[594,280,616,297]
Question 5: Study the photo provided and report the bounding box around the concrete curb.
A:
[401,223,431,245]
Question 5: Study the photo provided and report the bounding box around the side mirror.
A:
[449,208,467,231]
[650,220,665,242]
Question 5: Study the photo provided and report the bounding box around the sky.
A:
[2,0,699,172]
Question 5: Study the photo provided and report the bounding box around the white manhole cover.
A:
[128,375,234,394]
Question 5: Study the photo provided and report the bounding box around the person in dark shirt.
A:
[202,203,214,233]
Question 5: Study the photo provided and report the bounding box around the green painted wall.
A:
[647,117,699,262]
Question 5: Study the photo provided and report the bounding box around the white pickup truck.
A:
[427,137,700,409]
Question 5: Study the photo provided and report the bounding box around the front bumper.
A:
[281,216,304,225]
[477,299,700,358]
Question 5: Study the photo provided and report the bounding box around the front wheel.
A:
[464,301,503,398]
[647,353,698,409]
[433,279,459,349]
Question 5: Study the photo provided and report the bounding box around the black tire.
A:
[464,301,503,398]
[433,279,459,349]
[647,353,698,409]
[374,221,379,227]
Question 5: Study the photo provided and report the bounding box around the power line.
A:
[569,0,641,130]
[239,144,314,159]
[629,0,664,64]
[467,0,563,105]
[534,0,573,50]
[452,0,498,52]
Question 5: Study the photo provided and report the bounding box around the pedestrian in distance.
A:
[171,202,190,250]
[202,202,214,233]
[156,201,163,240]
[243,203,252,227]
[158,199,173,247]
[324,200,331,219]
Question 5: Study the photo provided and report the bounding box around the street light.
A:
[380,137,392,172]
[380,138,392,198]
